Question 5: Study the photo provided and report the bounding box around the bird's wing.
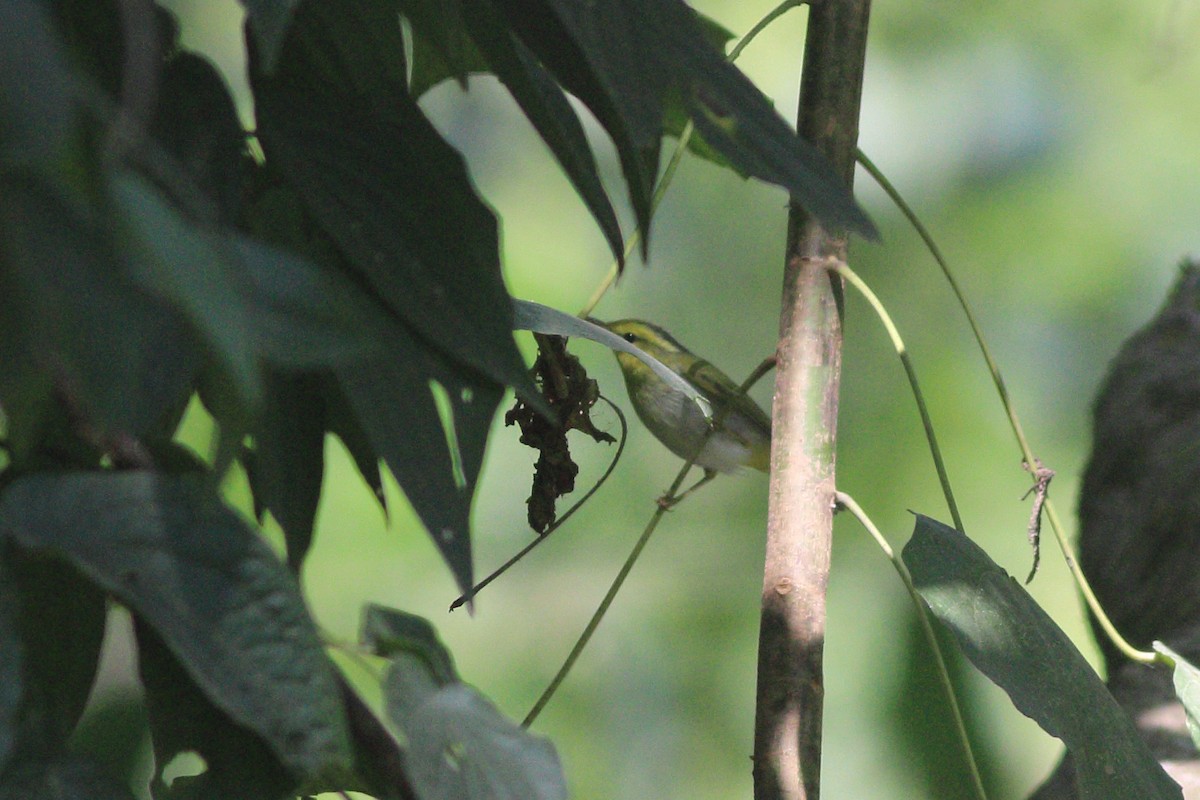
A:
[686,359,773,438]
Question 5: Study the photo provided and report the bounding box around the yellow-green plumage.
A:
[600,319,771,474]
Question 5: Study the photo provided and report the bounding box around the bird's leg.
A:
[658,468,717,509]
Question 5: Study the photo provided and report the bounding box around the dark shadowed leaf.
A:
[240,0,302,73]
[463,0,624,266]
[0,0,77,169]
[491,0,875,240]
[0,177,200,454]
[339,678,418,800]
[0,553,20,774]
[321,375,388,515]
[0,754,136,800]
[903,515,1181,800]
[137,621,297,800]
[250,3,537,400]
[0,472,353,783]
[0,552,106,766]
[335,336,502,595]
[401,0,624,265]
[405,1,488,97]
[254,371,326,572]
[151,51,247,224]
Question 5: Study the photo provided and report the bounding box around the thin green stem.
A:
[835,491,987,800]
[578,0,803,319]
[833,263,963,532]
[855,149,1158,666]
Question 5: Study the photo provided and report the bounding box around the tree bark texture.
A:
[753,3,872,799]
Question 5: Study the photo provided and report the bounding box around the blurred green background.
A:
[80,1,1200,798]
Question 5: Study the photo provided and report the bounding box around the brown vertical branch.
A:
[753,2,872,800]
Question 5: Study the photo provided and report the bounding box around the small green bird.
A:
[600,319,771,492]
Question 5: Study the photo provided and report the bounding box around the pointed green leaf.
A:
[491,0,876,239]
[0,552,106,765]
[0,472,353,782]
[903,515,1181,800]
[464,0,624,266]
[402,0,483,95]
[150,51,247,224]
[250,6,537,401]
[240,0,302,73]
[137,622,296,800]
[254,371,326,572]
[335,336,501,594]
[321,375,388,515]
[400,0,625,265]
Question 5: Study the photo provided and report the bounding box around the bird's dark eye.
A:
[622,332,638,343]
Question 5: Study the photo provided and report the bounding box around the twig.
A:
[449,397,627,611]
[832,262,963,532]
[1021,459,1055,584]
[854,148,1158,665]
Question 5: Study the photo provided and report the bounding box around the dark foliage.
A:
[0,0,870,795]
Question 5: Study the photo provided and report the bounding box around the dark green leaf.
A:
[492,0,876,239]
[0,472,353,782]
[321,375,387,515]
[0,754,136,800]
[112,172,262,419]
[1155,643,1200,752]
[383,658,567,800]
[2,551,106,764]
[461,0,625,266]
[335,339,501,595]
[68,690,149,790]
[903,515,1181,800]
[137,621,296,800]
[254,371,326,572]
[362,605,456,684]
[250,6,537,400]
[0,551,21,774]
[661,12,737,170]
[0,0,78,169]
[150,51,247,224]
[240,0,302,73]
[406,2,488,97]
[400,0,625,265]
[339,678,418,800]
[0,176,200,453]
